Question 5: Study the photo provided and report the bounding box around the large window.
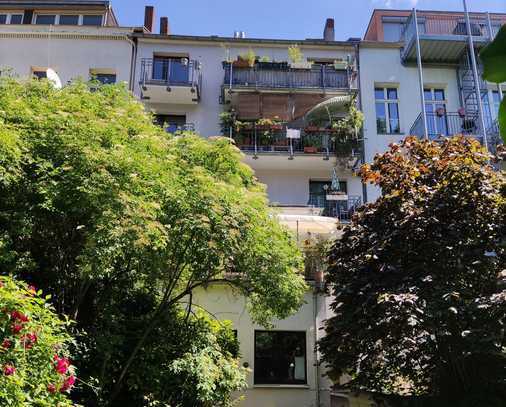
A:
[92,73,117,85]
[152,56,190,84]
[424,88,447,138]
[82,15,103,26]
[0,13,23,24]
[375,87,400,134]
[59,15,79,25]
[35,14,56,25]
[254,331,306,385]
[155,114,187,133]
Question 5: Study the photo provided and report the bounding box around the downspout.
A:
[413,8,429,140]
[125,35,137,92]
[355,41,368,204]
[313,287,320,407]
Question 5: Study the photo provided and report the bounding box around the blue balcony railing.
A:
[223,62,352,91]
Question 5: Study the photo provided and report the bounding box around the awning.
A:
[304,94,351,123]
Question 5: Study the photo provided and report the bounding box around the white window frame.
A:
[33,13,57,25]
[424,87,448,137]
[374,86,401,134]
[58,14,80,26]
[31,13,104,26]
[0,12,24,24]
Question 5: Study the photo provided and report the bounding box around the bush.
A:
[0,276,75,406]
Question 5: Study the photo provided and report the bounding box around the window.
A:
[0,14,6,24]
[10,14,23,24]
[59,15,79,25]
[375,87,400,134]
[92,73,117,85]
[152,56,190,84]
[383,22,404,42]
[155,114,187,133]
[492,90,503,118]
[32,70,47,79]
[254,331,306,385]
[82,15,103,26]
[35,14,56,25]
[424,88,447,138]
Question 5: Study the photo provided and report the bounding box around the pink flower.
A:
[47,383,56,394]
[1,339,12,349]
[53,356,70,375]
[11,323,23,334]
[10,311,29,323]
[60,375,76,392]
[21,333,37,349]
[27,285,37,295]
[3,364,15,376]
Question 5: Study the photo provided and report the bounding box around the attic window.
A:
[59,15,79,25]
[35,14,56,25]
[82,15,102,26]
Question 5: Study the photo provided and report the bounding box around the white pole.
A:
[463,0,489,152]
[413,9,428,140]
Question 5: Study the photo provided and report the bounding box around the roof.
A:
[0,0,111,6]
[134,32,359,48]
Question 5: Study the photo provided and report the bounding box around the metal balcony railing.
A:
[230,127,361,159]
[140,58,202,90]
[223,62,352,91]
[410,111,482,140]
[308,194,362,223]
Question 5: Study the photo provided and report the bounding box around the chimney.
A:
[144,6,154,33]
[323,18,335,41]
[160,17,169,35]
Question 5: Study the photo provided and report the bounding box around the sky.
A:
[113,0,506,40]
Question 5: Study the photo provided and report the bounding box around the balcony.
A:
[230,126,361,162]
[222,62,353,95]
[409,111,503,150]
[401,13,498,64]
[139,58,202,105]
[308,195,362,223]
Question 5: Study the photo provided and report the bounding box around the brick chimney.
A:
[160,17,169,35]
[144,6,154,33]
[323,18,335,41]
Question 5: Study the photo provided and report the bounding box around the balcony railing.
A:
[140,58,202,89]
[223,62,352,91]
[308,195,362,223]
[409,112,503,151]
[230,127,361,159]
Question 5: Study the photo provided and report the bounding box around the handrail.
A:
[140,58,201,89]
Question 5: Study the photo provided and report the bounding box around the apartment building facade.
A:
[0,2,504,407]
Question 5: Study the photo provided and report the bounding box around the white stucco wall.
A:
[359,44,462,201]
[0,25,133,85]
[192,284,333,407]
[134,38,355,137]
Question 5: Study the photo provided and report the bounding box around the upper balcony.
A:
[139,57,202,105]
[401,12,500,64]
[222,61,355,98]
[409,111,503,151]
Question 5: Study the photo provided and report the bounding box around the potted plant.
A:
[288,44,312,69]
[458,107,466,118]
[436,107,446,117]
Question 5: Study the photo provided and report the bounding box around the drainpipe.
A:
[313,288,320,407]
[354,41,368,204]
[126,35,137,92]
[413,8,428,140]
[463,0,488,152]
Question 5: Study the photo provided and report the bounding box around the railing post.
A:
[414,8,429,140]
[253,124,258,159]
[463,0,488,152]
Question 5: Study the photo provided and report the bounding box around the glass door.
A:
[424,88,448,139]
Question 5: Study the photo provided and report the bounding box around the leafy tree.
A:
[0,78,306,405]
[481,25,506,143]
[319,137,505,406]
[0,276,76,406]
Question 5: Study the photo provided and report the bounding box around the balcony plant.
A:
[288,44,312,69]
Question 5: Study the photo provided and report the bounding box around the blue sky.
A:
[113,0,506,40]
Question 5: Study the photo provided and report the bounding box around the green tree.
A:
[0,78,306,405]
[0,276,76,406]
[481,25,506,143]
[319,137,505,406]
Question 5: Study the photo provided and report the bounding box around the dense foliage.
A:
[0,276,75,406]
[481,24,506,143]
[0,78,306,406]
[320,137,505,406]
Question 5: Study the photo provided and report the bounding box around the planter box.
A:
[304,126,319,133]
[233,59,251,68]
[326,193,348,201]
[290,61,313,70]
[304,146,318,154]
[333,61,348,70]
[271,124,283,131]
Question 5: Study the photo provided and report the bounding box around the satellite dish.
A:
[46,68,62,89]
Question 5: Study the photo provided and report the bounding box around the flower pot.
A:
[458,107,466,118]
[233,59,251,68]
[436,108,446,117]
[271,124,283,131]
[304,146,318,154]
[289,61,313,70]
[305,126,319,133]
[333,61,348,70]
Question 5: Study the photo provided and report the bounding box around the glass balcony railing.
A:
[140,58,202,89]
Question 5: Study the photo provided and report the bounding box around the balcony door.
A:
[152,56,189,84]
[308,180,347,217]
[424,88,448,139]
